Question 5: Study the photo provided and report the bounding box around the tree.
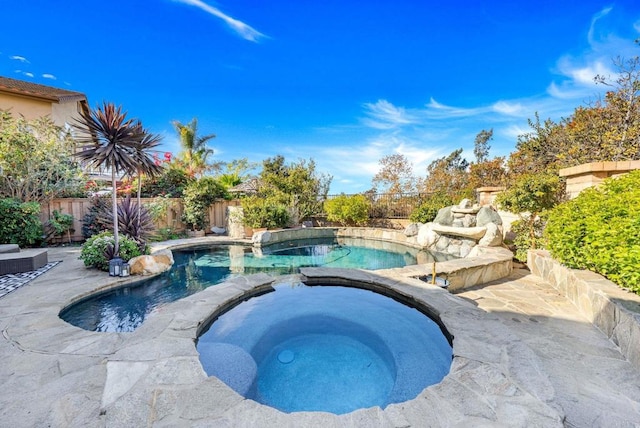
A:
[421,148,471,201]
[74,102,142,255]
[182,177,227,231]
[371,153,416,194]
[216,158,257,189]
[255,155,332,223]
[594,52,640,159]
[469,157,506,190]
[0,111,84,203]
[172,118,216,177]
[506,47,640,182]
[507,113,567,179]
[468,128,505,189]
[473,129,493,163]
[138,165,194,197]
[495,173,564,261]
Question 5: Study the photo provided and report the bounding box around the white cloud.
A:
[425,98,490,119]
[42,74,56,80]
[587,6,613,46]
[492,101,524,116]
[503,125,529,140]
[10,55,29,63]
[15,70,34,77]
[361,99,417,129]
[172,0,265,42]
[555,58,611,87]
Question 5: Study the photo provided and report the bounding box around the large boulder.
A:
[478,222,503,247]
[129,249,174,275]
[476,206,503,226]
[251,230,271,245]
[433,206,454,226]
[417,223,439,247]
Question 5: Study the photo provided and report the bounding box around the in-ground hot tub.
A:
[197,281,453,414]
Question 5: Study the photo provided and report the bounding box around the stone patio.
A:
[0,240,639,427]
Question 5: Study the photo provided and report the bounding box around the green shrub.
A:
[510,216,545,262]
[409,193,453,223]
[496,173,564,261]
[150,227,185,242]
[182,177,227,230]
[241,196,290,229]
[544,170,640,294]
[324,194,370,226]
[0,198,43,247]
[46,210,74,243]
[79,231,145,271]
[138,166,194,197]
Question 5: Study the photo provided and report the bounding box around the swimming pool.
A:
[197,282,453,414]
[60,238,453,332]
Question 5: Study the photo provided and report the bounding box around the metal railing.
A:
[324,192,433,219]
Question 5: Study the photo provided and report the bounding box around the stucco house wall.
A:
[0,76,88,128]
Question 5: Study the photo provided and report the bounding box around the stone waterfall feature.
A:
[406,199,504,258]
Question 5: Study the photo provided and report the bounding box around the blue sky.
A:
[1,1,640,193]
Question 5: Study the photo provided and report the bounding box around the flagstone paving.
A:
[457,270,640,428]
[0,244,638,427]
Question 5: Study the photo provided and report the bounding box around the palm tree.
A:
[172,118,215,177]
[74,102,141,255]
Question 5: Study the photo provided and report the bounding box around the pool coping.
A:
[151,228,515,293]
[5,271,565,426]
[6,237,564,428]
[1,235,565,426]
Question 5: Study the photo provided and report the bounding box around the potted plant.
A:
[182,177,226,236]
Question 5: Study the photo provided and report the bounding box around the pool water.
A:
[61,238,453,332]
[197,283,452,414]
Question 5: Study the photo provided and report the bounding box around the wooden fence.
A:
[40,198,241,243]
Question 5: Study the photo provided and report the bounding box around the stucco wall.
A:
[0,92,82,128]
[0,93,51,120]
[51,100,82,128]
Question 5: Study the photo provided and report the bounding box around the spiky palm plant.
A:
[74,102,142,255]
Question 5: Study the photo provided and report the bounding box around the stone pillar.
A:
[559,161,640,199]
[226,206,246,239]
[476,186,505,207]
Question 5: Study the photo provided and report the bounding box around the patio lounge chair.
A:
[0,245,48,275]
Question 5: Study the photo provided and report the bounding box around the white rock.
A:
[478,223,503,247]
[404,223,420,237]
[251,230,271,245]
[417,223,439,247]
[431,224,487,240]
[458,198,473,209]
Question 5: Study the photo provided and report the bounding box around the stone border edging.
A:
[528,249,640,368]
[250,227,514,292]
